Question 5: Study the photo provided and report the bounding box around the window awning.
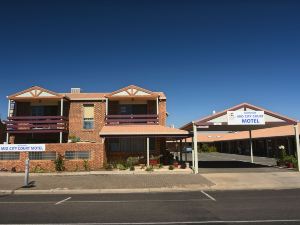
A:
[99,125,190,138]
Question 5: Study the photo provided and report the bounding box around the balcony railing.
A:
[5,116,68,133]
[105,114,159,125]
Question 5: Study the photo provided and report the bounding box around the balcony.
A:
[105,114,159,125]
[5,116,68,133]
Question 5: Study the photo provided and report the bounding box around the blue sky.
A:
[0,0,299,127]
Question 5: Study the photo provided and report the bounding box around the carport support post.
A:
[249,130,254,163]
[146,137,150,167]
[294,125,300,172]
[193,122,198,174]
[6,99,11,143]
[59,99,64,143]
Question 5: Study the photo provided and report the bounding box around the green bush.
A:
[117,164,127,170]
[69,135,81,143]
[145,166,154,172]
[54,154,65,172]
[104,163,114,171]
[292,158,298,169]
[168,165,174,170]
[208,146,217,152]
[130,166,135,171]
[126,157,141,166]
[33,164,45,173]
[201,144,210,152]
[83,160,90,171]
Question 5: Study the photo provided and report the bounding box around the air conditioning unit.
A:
[71,88,81,93]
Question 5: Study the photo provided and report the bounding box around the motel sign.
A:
[227,111,265,125]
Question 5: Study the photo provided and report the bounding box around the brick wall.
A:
[159,99,167,126]
[68,100,106,143]
[0,143,105,172]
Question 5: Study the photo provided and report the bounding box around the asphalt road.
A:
[1,189,300,224]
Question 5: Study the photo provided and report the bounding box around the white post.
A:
[24,158,30,187]
[105,98,108,115]
[146,137,150,167]
[6,99,11,143]
[193,122,198,174]
[60,99,63,143]
[249,130,254,163]
[294,125,300,172]
[156,97,159,115]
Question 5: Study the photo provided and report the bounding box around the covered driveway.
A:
[181,103,300,174]
[100,124,190,166]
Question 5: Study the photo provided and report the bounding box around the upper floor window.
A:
[83,104,94,129]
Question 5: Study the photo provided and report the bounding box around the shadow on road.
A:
[197,160,269,168]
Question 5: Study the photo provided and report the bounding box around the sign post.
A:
[24,158,30,187]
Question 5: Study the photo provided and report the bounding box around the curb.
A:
[0,186,212,195]
[0,170,193,177]
[1,185,300,195]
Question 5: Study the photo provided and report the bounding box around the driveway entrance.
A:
[183,152,293,173]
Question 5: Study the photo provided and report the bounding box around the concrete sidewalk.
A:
[0,171,300,194]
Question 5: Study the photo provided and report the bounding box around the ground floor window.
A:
[0,152,20,160]
[29,152,56,160]
[108,137,156,152]
[65,151,90,160]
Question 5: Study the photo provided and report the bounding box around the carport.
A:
[181,103,300,174]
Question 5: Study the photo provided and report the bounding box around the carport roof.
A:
[100,125,190,138]
[181,102,298,132]
[184,122,300,143]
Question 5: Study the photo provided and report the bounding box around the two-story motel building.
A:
[1,85,188,171]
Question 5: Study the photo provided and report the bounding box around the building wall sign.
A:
[0,144,45,152]
[227,111,265,125]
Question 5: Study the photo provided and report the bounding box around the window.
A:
[83,104,94,129]
[0,152,20,160]
[65,151,90,160]
[29,152,56,160]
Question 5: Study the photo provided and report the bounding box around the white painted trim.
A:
[156,97,159,115]
[146,137,150,167]
[105,98,108,115]
[249,130,254,163]
[193,122,198,174]
[294,125,300,172]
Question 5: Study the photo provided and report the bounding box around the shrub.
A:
[104,163,114,171]
[292,157,298,169]
[168,165,174,170]
[126,157,141,166]
[208,146,217,152]
[54,154,65,172]
[117,164,127,170]
[201,144,210,152]
[69,135,80,143]
[145,166,154,172]
[83,160,90,171]
[159,163,163,169]
[130,166,135,171]
[33,164,45,173]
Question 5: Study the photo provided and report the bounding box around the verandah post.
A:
[146,137,150,167]
[193,122,198,174]
[249,130,254,163]
[60,99,64,143]
[294,124,300,172]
